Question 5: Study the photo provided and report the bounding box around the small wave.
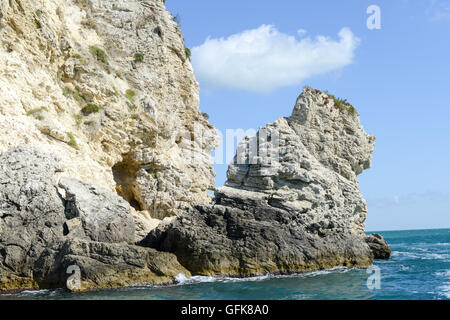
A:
[422,253,450,260]
[435,270,450,277]
[174,273,270,285]
[0,289,50,297]
[391,251,449,260]
[174,266,351,286]
[438,284,450,299]
[391,251,420,259]
[19,289,50,295]
[399,265,410,271]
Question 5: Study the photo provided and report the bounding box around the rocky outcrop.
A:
[0,146,189,292]
[144,88,390,276]
[34,239,188,291]
[59,177,135,243]
[365,234,391,259]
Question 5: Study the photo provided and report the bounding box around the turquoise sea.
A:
[1,228,449,300]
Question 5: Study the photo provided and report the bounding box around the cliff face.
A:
[0,0,218,222]
[0,0,216,291]
[144,88,390,276]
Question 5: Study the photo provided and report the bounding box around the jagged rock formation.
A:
[288,91,376,183]
[144,88,390,276]
[0,146,189,291]
[0,0,218,221]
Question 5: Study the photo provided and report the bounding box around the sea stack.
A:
[143,87,391,276]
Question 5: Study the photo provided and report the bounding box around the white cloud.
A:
[427,0,450,21]
[297,28,308,36]
[367,191,450,208]
[191,25,359,93]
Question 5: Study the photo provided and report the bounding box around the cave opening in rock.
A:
[112,156,142,211]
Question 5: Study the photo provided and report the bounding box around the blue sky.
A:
[166,0,450,231]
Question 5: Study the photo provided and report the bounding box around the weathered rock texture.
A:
[144,88,390,276]
[0,0,218,220]
[0,0,389,292]
[0,146,189,291]
[0,0,218,292]
[365,234,391,260]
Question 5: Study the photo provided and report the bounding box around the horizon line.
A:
[366,227,450,233]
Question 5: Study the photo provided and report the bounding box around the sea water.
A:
[1,228,449,300]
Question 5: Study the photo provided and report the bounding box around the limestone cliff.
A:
[0,0,218,223]
[0,0,216,291]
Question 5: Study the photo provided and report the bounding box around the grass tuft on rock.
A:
[127,102,137,111]
[81,103,100,115]
[72,54,87,65]
[26,108,42,116]
[125,89,136,102]
[26,107,47,120]
[328,95,357,116]
[347,105,356,116]
[134,53,144,63]
[63,87,86,105]
[66,132,79,150]
[89,46,107,64]
[185,47,191,61]
[74,114,83,126]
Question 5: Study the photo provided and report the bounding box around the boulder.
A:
[59,178,135,244]
[365,234,391,259]
[34,239,190,291]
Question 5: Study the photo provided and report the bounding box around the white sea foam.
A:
[422,253,450,260]
[19,289,49,295]
[435,270,450,277]
[391,251,449,260]
[173,266,351,286]
[399,265,410,271]
[435,268,450,299]
[115,268,351,291]
[0,289,50,297]
[438,284,450,299]
[391,251,420,259]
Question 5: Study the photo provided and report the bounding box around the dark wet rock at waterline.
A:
[365,234,391,260]
[0,147,189,292]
